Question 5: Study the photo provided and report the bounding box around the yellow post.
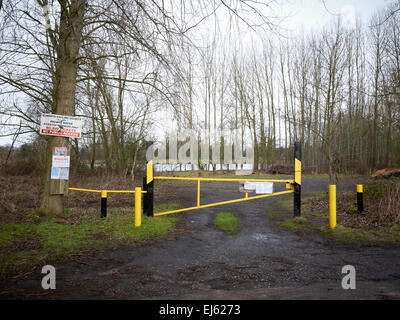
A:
[146,160,153,184]
[134,187,142,227]
[329,185,336,229]
[197,179,200,207]
[294,142,301,217]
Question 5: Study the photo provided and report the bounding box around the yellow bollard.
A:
[134,187,142,227]
[329,185,336,229]
[197,179,200,207]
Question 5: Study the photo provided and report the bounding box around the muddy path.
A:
[1,177,400,299]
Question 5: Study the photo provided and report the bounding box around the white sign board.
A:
[52,155,70,168]
[243,181,273,194]
[255,182,273,194]
[51,167,69,180]
[40,114,83,138]
[244,181,257,191]
[51,155,70,180]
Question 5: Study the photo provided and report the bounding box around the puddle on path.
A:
[251,233,281,243]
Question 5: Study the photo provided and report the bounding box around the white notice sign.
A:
[244,181,257,191]
[255,182,273,194]
[242,181,273,194]
[40,114,83,138]
[51,167,69,180]
[59,167,69,179]
[52,155,70,168]
[51,167,60,179]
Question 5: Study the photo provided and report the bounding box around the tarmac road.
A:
[2,177,400,299]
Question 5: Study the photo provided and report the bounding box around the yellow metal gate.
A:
[143,142,301,217]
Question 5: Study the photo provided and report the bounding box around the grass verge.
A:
[278,216,308,231]
[214,211,241,235]
[269,190,400,245]
[0,201,182,279]
[268,193,321,232]
[318,224,400,245]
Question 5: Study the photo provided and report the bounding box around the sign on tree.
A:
[40,114,83,138]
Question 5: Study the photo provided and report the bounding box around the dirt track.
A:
[1,177,400,299]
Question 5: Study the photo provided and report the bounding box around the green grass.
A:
[318,224,400,245]
[277,216,308,231]
[268,191,327,233]
[268,191,400,245]
[268,197,293,220]
[213,211,241,235]
[268,191,325,221]
[313,214,329,220]
[0,201,182,279]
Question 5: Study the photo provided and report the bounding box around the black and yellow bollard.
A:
[329,185,336,229]
[357,184,363,213]
[143,141,154,217]
[101,190,107,218]
[143,160,154,217]
[294,141,301,217]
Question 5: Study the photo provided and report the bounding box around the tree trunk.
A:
[39,0,86,216]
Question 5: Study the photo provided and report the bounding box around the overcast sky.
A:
[280,0,388,31]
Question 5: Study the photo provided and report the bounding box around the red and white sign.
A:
[52,155,70,168]
[40,114,83,138]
